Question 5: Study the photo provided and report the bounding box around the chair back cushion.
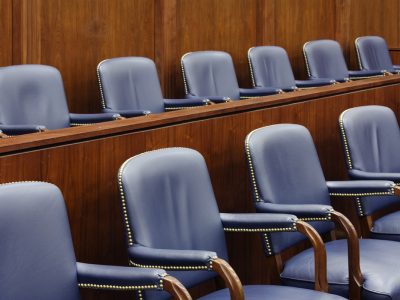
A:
[0,182,79,300]
[303,40,349,80]
[181,51,240,100]
[0,65,71,129]
[355,36,395,72]
[246,124,333,253]
[248,46,296,89]
[97,57,165,113]
[340,105,400,214]
[119,148,228,291]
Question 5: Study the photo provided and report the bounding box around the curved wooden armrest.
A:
[330,210,363,300]
[163,275,192,300]
[394,185,400,197]
[296,220,328,292]
[211,258,244,300]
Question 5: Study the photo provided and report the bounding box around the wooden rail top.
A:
[1,75,400,155]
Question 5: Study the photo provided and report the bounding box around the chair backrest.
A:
[248,46,296,89]
[119,148,228,289]
[97,57,165,113]
[355,36,395,72]
[339,105,400,215]
[303,40,349,80]
[0,65,71,129]
[181,51,240,100]
[245,124,333,253]
[0,182,80,300]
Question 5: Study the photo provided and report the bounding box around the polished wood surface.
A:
[1,0,398,112]
[211,258,244,300]
[296,221,328,292]
[0,77,400,299]
[331,211,362,300]
[163,276,193,300]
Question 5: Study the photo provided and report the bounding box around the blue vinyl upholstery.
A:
[119,147,345,300]
[303,40,383,82]
[246,124,334,254]
[355,36,400,73]
[339,105,400,239]
[246,124,400,299]
[0,65,119,135]
[97,57,208,117]
[181,51,281,102]
[248,46,334,91]
[0,182,184,300]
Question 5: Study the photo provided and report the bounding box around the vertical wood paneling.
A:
[3,0,400,110]
[170,0,258,97]
[12,0,155,113]
[0,0,13,66]
[272,0,337,79]
[337,0,400,69]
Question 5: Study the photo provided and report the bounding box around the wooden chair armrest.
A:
[211,258,244,300]
[331,210,363,300]
[296,220,328,292]
[163,275,192,300]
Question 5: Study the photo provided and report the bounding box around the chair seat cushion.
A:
[282,239,400,299]
[371,211,400,238]
[198,285,345,300]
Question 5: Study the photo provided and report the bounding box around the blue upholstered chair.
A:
[0,65,121,136]
[303,40,385,82]
[339,105,400,241]
[97,57,209,118]
[0,181,192,300]
[181,51,283,103]
[248,46,335,91]
[355,36,400,74]
[118,147,346,300]
[246,124,400,299]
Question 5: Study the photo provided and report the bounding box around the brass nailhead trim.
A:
[329,190,394,197]
[339,111,353,169]
[181,53,192,96]
[247,47,257,87]
[356,197,364,216]
[97,60,108,109]
[224,225,296,233]
[303,42,312,78]
[354,38,364,70]
[165,106,201,111]
[70,123,95,127]
[130,260,210,271]
[244,130,261,202]
[263,233,272,255]
[300,216,331,222]
[78,283,160,291]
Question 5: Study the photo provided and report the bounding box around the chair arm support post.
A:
[211,258,244,300]
[330,211,363,300]
[162,275,192,300]
[295,220,328,292]
[394,185,400,197]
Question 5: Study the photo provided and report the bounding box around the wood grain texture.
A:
[336,0,400,69]
[270,0,336,79]
[0,0,12,66]
[0,80,400,300]
[3,0,400,112]
[12,0,155,113]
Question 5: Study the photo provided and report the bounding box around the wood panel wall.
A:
[2,0,399,112]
